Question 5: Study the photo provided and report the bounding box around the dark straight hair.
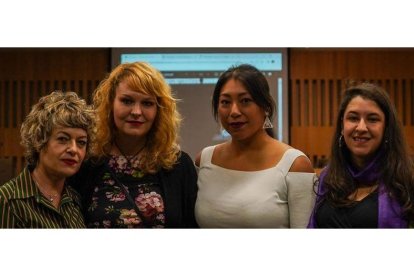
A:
[212,64,276,138]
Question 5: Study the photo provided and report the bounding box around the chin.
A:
[231,134,251,141]
[352,151,375,161]
[61,168,80,178]
[125,131,148,138]
[352,151,369,157]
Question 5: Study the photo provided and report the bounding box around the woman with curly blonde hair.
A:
[71,62,198,228]
[0,91,95,228]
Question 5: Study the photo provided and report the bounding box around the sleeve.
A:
[67,161,89,193]
[0,191,15,228]
[307,168,327,228]
[179,152,199,228]
[66,159,105,214]
[286,172,317,228]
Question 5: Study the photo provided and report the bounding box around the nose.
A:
[66,140,77,155]
[131,103,142,116]
[356,118,368,132]
[230,103,241,117]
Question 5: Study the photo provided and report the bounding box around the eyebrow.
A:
[220,91,249,97]
[56,131,88,139]
[56,131,70,136]
[346,111,382,116]
[119,92,156,101]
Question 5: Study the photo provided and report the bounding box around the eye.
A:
[120,98,134,105]
[219,99,230,106]
[77,140,87,148]
[142,100,155,107]
[57,136,69,143]
[240,98,253,104]
[346,115,359,122]
[367,117,380,123]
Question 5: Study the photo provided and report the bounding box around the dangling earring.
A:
[219,124,230,139]
[338,134,343,148]
[263,112,273,129]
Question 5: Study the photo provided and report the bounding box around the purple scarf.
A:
[308,151,407,228]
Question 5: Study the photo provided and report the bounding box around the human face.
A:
[218,78,266,141]
[113,81,157,140]
[38,127,88,179]
[342,96,385,168]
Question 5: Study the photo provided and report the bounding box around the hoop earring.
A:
[384,134,389,145]
[338,134,343,148]
[219,123,225,133]
[263,112,273,129]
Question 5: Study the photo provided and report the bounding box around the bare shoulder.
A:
[290,155,314,173]
[270,139,291,155]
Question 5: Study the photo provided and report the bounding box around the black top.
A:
[68,151,199,228]
[315,190,379,228]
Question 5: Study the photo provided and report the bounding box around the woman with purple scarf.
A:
[308,83,414,228]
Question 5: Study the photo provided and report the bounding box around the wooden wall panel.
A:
[3,48,414,176]
[0,48,109,180]
[290,48,414,79]
[0,48,109,80]
[289,48,414,168]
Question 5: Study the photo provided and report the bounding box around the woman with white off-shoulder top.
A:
[194,64,317,228]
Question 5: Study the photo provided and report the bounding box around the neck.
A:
[351,155,370,170]
[113,136,146,157]
[32,166,65,195]
[347,151,383,184]
[230,130,271,151]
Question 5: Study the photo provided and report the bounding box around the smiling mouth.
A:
[353,137,370,142]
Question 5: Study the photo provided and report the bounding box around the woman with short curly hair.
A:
[0,91,95,228]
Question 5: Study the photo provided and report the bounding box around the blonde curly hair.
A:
[93,62,181,173]
[20,91,96,166]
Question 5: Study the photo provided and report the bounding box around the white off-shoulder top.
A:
[195,146,317,228]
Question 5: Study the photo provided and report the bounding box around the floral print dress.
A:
[86,155,165,228]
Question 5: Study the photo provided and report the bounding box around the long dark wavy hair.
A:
[324,82,414,220]
[212,64,276,138]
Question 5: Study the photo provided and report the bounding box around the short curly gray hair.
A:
[20,91,96,166]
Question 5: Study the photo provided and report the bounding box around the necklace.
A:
[114,140,146,169]
[32,176,59,202]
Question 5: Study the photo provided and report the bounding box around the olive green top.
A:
[0,167,85,228]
